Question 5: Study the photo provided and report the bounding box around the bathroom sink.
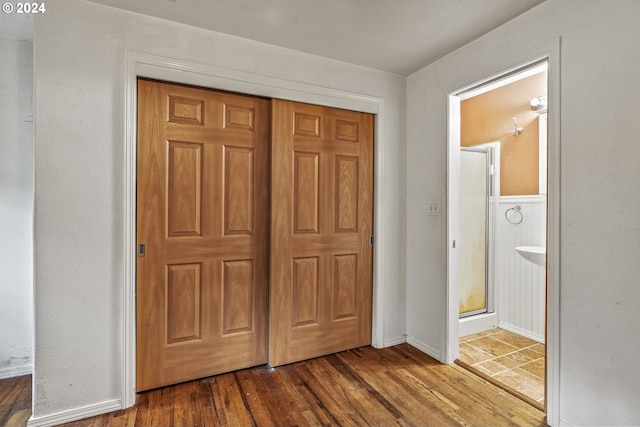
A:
[515,246,546,267]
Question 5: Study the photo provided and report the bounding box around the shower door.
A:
[459,147,496,317]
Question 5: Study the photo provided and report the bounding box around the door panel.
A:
[459,148,489,316]
[270,99,374,367]
[136,79,270,391]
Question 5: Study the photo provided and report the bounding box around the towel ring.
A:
[505,205,523,225]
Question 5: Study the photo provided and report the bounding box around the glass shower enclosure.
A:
[459,146,497,318]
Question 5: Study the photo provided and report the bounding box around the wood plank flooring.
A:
[1,344,546,427]
[0,374,31,427]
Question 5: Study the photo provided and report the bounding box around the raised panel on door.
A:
[166,263,202,344]
[136,79,269,391]
[335,156,359,232]
[292,257,319,326]
[222,260,255,333]
[270,99,374,367]
[333,254,357,319]
[294,152,320,233]
[167,141,202,237]
[224,146,255,235]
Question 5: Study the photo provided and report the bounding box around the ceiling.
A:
[86,0,544,76]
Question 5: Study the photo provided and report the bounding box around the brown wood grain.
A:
[0,375,31,427]
[2,345,546,427]
[269,99,374,367]
[137,79,270,391]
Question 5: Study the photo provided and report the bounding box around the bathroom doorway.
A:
[449,61,548,409]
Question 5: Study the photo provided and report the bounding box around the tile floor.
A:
[458,328,545,408]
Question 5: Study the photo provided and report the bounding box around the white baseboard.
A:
[27,399,122,427]
[0,364,32,379]
[498,321,545,344]
[383,335,407,347]
[558,418,573,427]
[406,335,442,361]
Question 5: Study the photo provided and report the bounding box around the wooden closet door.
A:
[269,99,374,366]
[136,79,270,391]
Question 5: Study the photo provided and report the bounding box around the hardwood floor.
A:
[2,344,546,427]
[0,374,31,427]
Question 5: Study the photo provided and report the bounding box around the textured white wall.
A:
[0,8,33,40]
[0,38,33,379]
[407,0,640,425]
[32,0,406,421]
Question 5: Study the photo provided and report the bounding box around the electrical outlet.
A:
[428,202,440,216]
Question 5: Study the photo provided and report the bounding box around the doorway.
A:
[136,79,374,390]
[448,61,549,408]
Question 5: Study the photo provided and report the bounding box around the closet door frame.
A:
[121,51,386,408]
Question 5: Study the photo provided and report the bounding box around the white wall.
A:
[32,0,406,422]
[0,7,33,41]
[0,37,34,379]
[407,0,640,425]
[32,1,640,425]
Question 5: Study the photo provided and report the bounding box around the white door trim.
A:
[445,39,560,425]
[122,51,386,408]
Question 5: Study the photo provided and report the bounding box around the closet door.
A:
[270,99,374,366]
[136,79,270,391]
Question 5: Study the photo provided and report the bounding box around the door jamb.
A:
[122,51,386,408]
[445,40,560,424]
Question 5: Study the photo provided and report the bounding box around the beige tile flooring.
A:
[458,328,545,408]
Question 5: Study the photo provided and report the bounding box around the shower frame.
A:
[459,144,499,319]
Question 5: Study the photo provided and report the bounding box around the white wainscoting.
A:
[497,196,546,343]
